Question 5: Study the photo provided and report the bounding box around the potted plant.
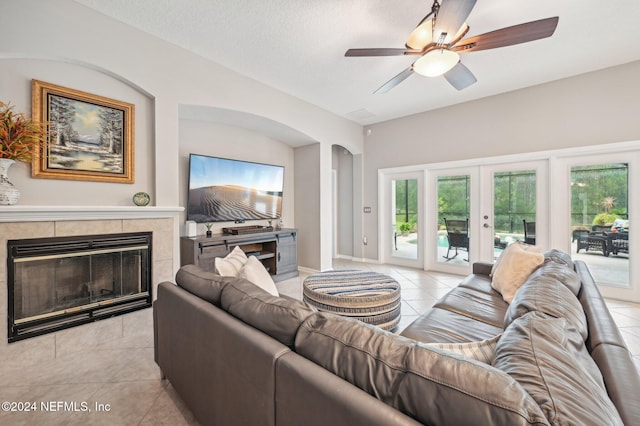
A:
[0,101,46,205]
[592,196,619,227]
[398,222,412,236]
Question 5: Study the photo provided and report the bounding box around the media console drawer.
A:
[180,229,298,281]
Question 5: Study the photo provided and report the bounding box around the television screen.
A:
[187,154,284,223]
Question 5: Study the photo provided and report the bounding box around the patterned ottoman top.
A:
[303,270,400,299]
[302,270,401,330]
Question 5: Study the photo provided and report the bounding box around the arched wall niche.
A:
[0,57,155,206]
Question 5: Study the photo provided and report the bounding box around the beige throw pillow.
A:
[215,246,248,277]
[425,334,502,364]
[238,255,279,297]
[491,242,544,303]
[490,241,539,278]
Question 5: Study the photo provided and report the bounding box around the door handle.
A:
[483,223,492,228]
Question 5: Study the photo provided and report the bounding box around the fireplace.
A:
[7,232,152,343]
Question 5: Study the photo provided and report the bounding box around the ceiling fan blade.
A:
[453,17,559,53]
[449,23,470,47]
[433,0,477,44]
[345,48,421,57]
[444,62,477,90]
[374,67,414,94]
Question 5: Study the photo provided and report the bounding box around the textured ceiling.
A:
[75,0,640,126]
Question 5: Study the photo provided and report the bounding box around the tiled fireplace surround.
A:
[0,207,182,373]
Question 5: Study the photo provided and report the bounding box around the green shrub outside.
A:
[592,213,619,226]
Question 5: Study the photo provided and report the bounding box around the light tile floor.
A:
[2,259,639,425]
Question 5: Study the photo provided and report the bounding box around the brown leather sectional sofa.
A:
[154,250,640,425]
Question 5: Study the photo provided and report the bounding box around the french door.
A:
[380,170,424,268]
[427,166,478,275]
[554,151,637,301]
[426,160,548,274]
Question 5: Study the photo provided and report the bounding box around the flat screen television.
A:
[187,154,284,223]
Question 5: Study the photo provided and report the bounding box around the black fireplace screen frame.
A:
[7,232,152,343]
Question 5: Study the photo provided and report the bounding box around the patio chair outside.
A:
[608,232,629,255]
[443,217,469,260]
[523,220,536,245]
[576,224,629,257]
[576,225,611,256]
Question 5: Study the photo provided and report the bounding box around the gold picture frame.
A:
[31,80,134,183]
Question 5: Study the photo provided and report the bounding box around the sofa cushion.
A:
[402,343,549,426]
[221,278,316,347]
[175,264,232,306]
[433,285,507,329]
[401,273,507,345]
[505,264,588,339]
[529,261,582,297]
[494,312,623,426]
[400,306,504,344]
[296,312,548,426]
[491,242,544,303]
[215,246,248,276]
[457,272,500,295]
[543,248,574,268]
[237,255,279,296]
[296,312,410,402]
[539,250,581,296]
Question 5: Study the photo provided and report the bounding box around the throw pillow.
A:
[238,255,279,296]
[215,246,248,277]
[491,242,544,303]
[425,334,501,364]
[490,241,540,277]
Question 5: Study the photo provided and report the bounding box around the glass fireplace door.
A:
[8,232,151,342]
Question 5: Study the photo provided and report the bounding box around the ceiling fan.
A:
[345,0,559,93]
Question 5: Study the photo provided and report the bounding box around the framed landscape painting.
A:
[31,80,135,183]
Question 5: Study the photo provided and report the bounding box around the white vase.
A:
[0,158,20,205]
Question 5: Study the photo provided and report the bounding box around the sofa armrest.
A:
[472,261,493,277]
[590,344,640,425]
[574,260,640,425]
[154,281,289,426]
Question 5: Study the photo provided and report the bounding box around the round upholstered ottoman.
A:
[302,270,401,330]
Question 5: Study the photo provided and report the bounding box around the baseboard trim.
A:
[298,266,319,274]
[299,258,383,275]
[334,254,353,260]
[333,255,381,264]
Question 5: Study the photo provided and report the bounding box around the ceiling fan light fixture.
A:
[406,19,433,50]
[413,49,460,77]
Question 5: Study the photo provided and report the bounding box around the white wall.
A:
[178,119,295,235]
[332,145,354,257]
[352,153,365,260]
[362,61,640,260]
[294,144,321,270]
